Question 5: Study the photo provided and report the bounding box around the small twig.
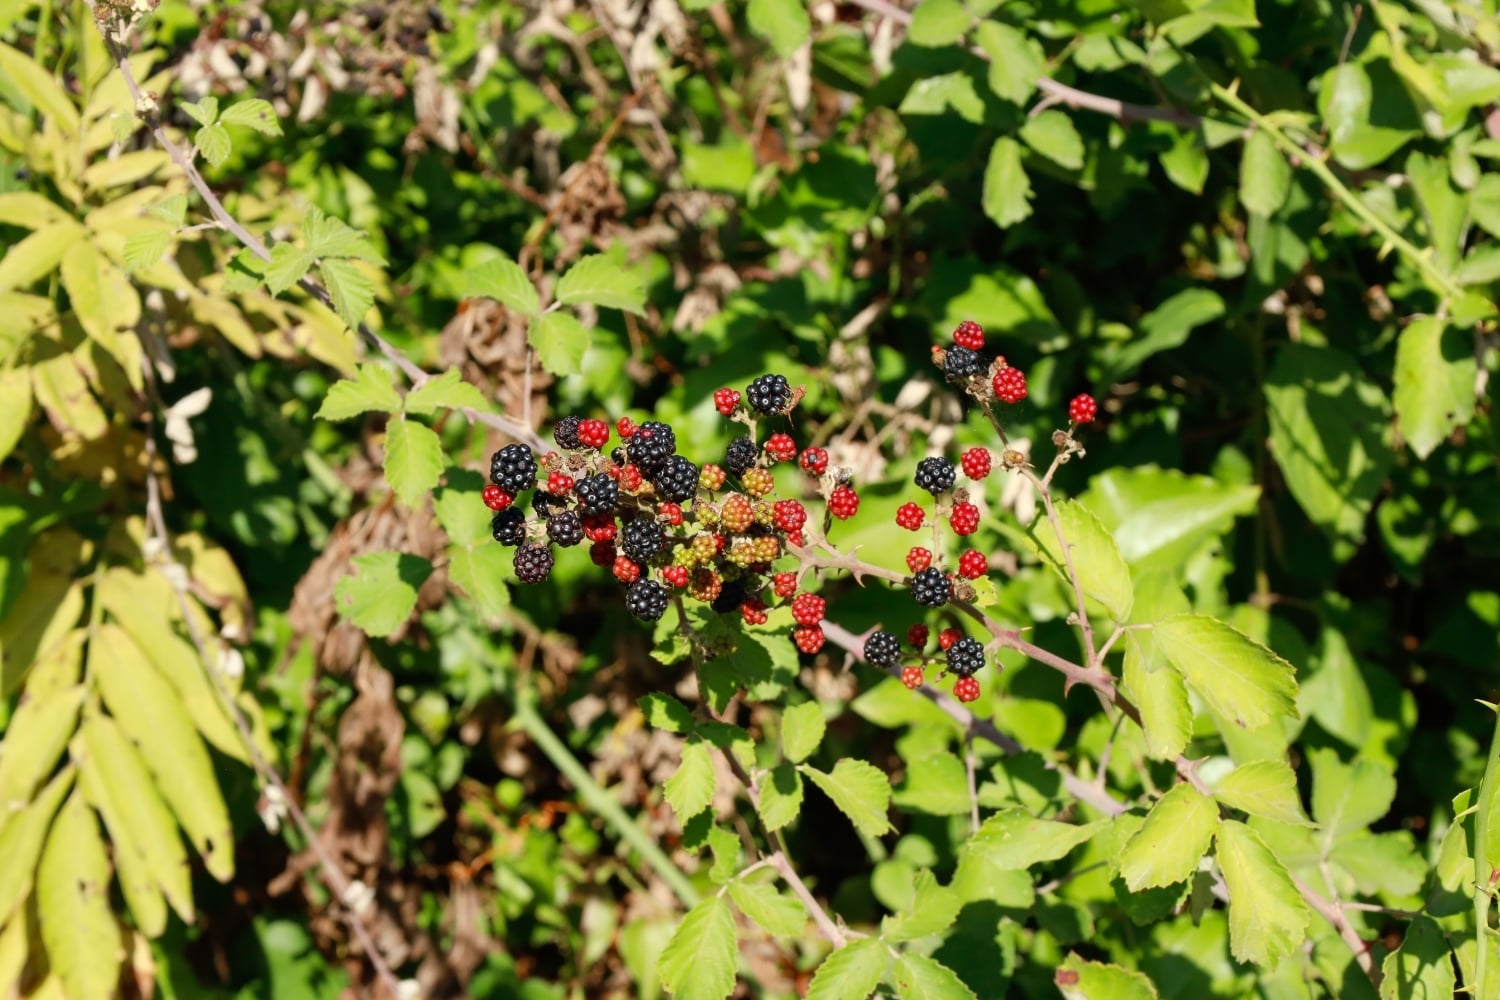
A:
[1022,467,1097,667]
[964,732,980,834]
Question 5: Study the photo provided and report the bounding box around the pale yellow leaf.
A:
[0,768,73,928]
[37,791,121,1000]
[0,222,82,293]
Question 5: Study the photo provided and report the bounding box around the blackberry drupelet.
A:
[652,455,699,503]
[611,447,627,466]
[575,474,619,514]
[620,518,665,564]
[553,416,582,450]
[547,509,584,547]
[532,491,569,518]
[514,544,554,583]
[910,567,951,607]
[626,421,677,473]
[864,631,902,667]
[491,509,527,546]
[490,443,537,492]
[945,637,984,678]
[625,580,670,621]
[914,457,956,495]
[710,578,747,614]
[725,436,757,476]
[943,345,982,379]
[746,374,792,415]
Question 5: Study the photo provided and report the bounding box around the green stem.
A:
[513,693,701,909]
[1475,705,1500,991]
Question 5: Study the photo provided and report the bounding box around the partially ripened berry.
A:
[746,373,793,415]
[651,455,699,503]
[513,544,554,583]
[714,388,742,416]
[914,457,956,495]
[800,447,828,475]
[828,486,859,520]
[553,416,582,450]
[765,433,797,463]
[725,437,757,476]
[743,468,775,497]
[577,419,611,449]
[619,465,643,491]
[626,421,676,473]
[689,568,722,603]
[492,509,527,546]
[901,665,925,690]
[943,345,983,379]
[791,593,825,626]
[721,494,755,533]
[773,500,807,534]
[864,630,902,666]
[699,464,727,491]
[945,636,984,678]
[953,320,984,351]
[938,628,962,650]
[950,502,980,536]
[490,444,537,493]
[612,556,641,583]
[906,547,932,573]
[583,513,617,541]
[953,677,981,703]
[625,580,669,621]
[958,550,987,579]
[590,541,616,566]
[792,624,825,654]
[547,470,575,495]
[660,502,684,527]
[961,448,991,480]
[896,502,925,531]
[773,572,797,598]
[621,519,665,564]
[910,567,951,608]
[907,623,929,648]
[741,598,769,625]
[662,564,690,588]
[1069,393,1098,424]
[576,474,619,514]
[616,416,637,438]
[547,510,584,547]
[482,485,514,511]
[992,366,1028,404]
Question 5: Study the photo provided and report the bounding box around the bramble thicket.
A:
[1,0,1499,997]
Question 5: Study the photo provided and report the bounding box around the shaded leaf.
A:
[335,552,430,637]
[639,693,696,733]
[1392,317,1475,459]
[757,763,804,832]
[961,808,1109,870]
[882,870,961,942]
[983,137,1033,228]
[1240,129,1290,216]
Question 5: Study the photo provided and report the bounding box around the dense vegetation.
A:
[1,0,1498,996]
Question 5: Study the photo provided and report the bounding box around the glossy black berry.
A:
[914,457,956,495]
[725,437,756,476]
[621,518,664,564]
[513,544,554,583]
[553,416,582,450]
[575,474,619,514]
[945,637,984,678]
[490,443,537,493]
[547,509,584,547]
[652,455,699,504]
[611,447,627,466]
[627,421,676,474]
[711,579,746,614]
[864,631,902,667]
[943,345,982,379]
[532,491,569,518]
[491,509,527,546]
[910,567,951,608]
[746,374,792,415]
[625,579,670,621]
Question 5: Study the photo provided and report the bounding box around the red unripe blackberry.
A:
[828,486,860,520]
[907,623,929,648]
[482,485,514,511]
[772,572,797,598]
[765,433,797,463]
[910,567,951,607]
[1069,393,1098,424]
[616,416,638,438]
[960,448,991,480]
[513,544,554,583]
[952,320,984,351]
[547,471,575,495]
[800,447,829,475]
[953,677,981,703]
[582,512,617,542]
[791,593,825,626]
[660,502,684,526]
[577,419,610,449]
[950,502,980,536]
[792,624,825,654]
[741,597,769,625]
[714,388,742,416]
[901,665,925,690]
[619,465,643,491]
[906,547,932,573]
[944,636,985,678]
[938,628,962,650]
[992,367,1027,404]
[625,580,670,621]
[773,500,807,533]
[590,541,616,566]
[662,565,690,588]
[896,502,925,531]
[864,630,902,666]
[612,556,641,583]
[699,464,727,491]
[958,550,987,579]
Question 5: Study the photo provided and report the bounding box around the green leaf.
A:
[659,896,737,1000]
[982,137,1033,228]
[1080,466,1257,570]
[553,254,647,314]
[891,953,978,1000]
[317,364,402,420]
[0,220,81,292]
[1392,317,1475,459]
[384,418,445,508]
[1239,128,1290,216]
[664,739,716,823]
[1056,953,1161,1000]
[0,768,72,927]
[1299,626,1374,750]
[1379,915,1455,1000]
[37,791,121,1000]
[961,808,1109,870]
[1019,110,1085,170]
[728,879,806,938]
[180,96,219,126]
[893,751,973,816]
[195,123,232,168]
[334,552,431,638]
[907,0,972,47]
[1213,760,1313,827]
[1310,748,1395,839]
[264,242,316,295]
[899,72,986,124]
[747,0,811,58]
[706,825,740,884]
[1100,289,1225,385]
[0,41,81,134]
[218,98,282,136]
[976,22,1041,104]
[123,229,172,272]
[303,208,386,263]
[801,758,893,838]
[757,763,804,832]
[529,311,592,377]
[469,253,540,317]
[445,544,512,621]
[1153,614,1298,730]
[319,257,377,329]
[405,369,491,415]
[1320,63,1419,170]
[1160,129,1209,194]
[1122,631,1191,760]
[781,701,826,764]
[806,938,888,1000]
[1120,784,1218,890]
[639,693,696,733]
[1031,499,1134,621]
[1216,820,1313,968]
[882,870,961,941]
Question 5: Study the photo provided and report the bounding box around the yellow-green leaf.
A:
[1216,820,1312,967]
[658,896,737,1000]
[0,367,30,465]
[664,739,716,823]
[0,222,82,292]
[780,701,826,764]
[334,552,430,638]
[1031,499,1134,621]
[30,345,107,441]
[961,808,1109,870]
[1153,614,1298,730]
[468,252,540,318]
[553,254,647,314]
[0,192,72,229]
[0,572,84,696]
[528,311,591,377]
[317,364,401,421]
[0,767,72,928]
[80,150,170,191]
[0,684,84,817]
[0,42,81,135]
[1056,953,1160,1000]
[1123,630,1191,761]
[1213,760,1313,827]
[60,242,144,390]
[37,791,121,1000]
[404,369,491,415]
[1119,783,1219,890]
[384,417,444,508]
[801,758,893,838]
[806,938,887,1000]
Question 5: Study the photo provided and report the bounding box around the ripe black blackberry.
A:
[625,579,670,621]
[491,509,527,546]
[513,544,554,583]
[627,421,677,473]
[945,637,984,678]
[725,437,756,476]
[864,631,902,667]
[652,455,699,503]
[575,474,619,514]
[553,416,582,450]
[910,567,951,608]
[611,447,627,466]
[547,509,584,547]
[491,444,537,493]
[914,457,956,495]
[710,579,747,614]
[746,374,792,415]
[621,519,664,564]
[943,345,982,379]
[532,491,569,518]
